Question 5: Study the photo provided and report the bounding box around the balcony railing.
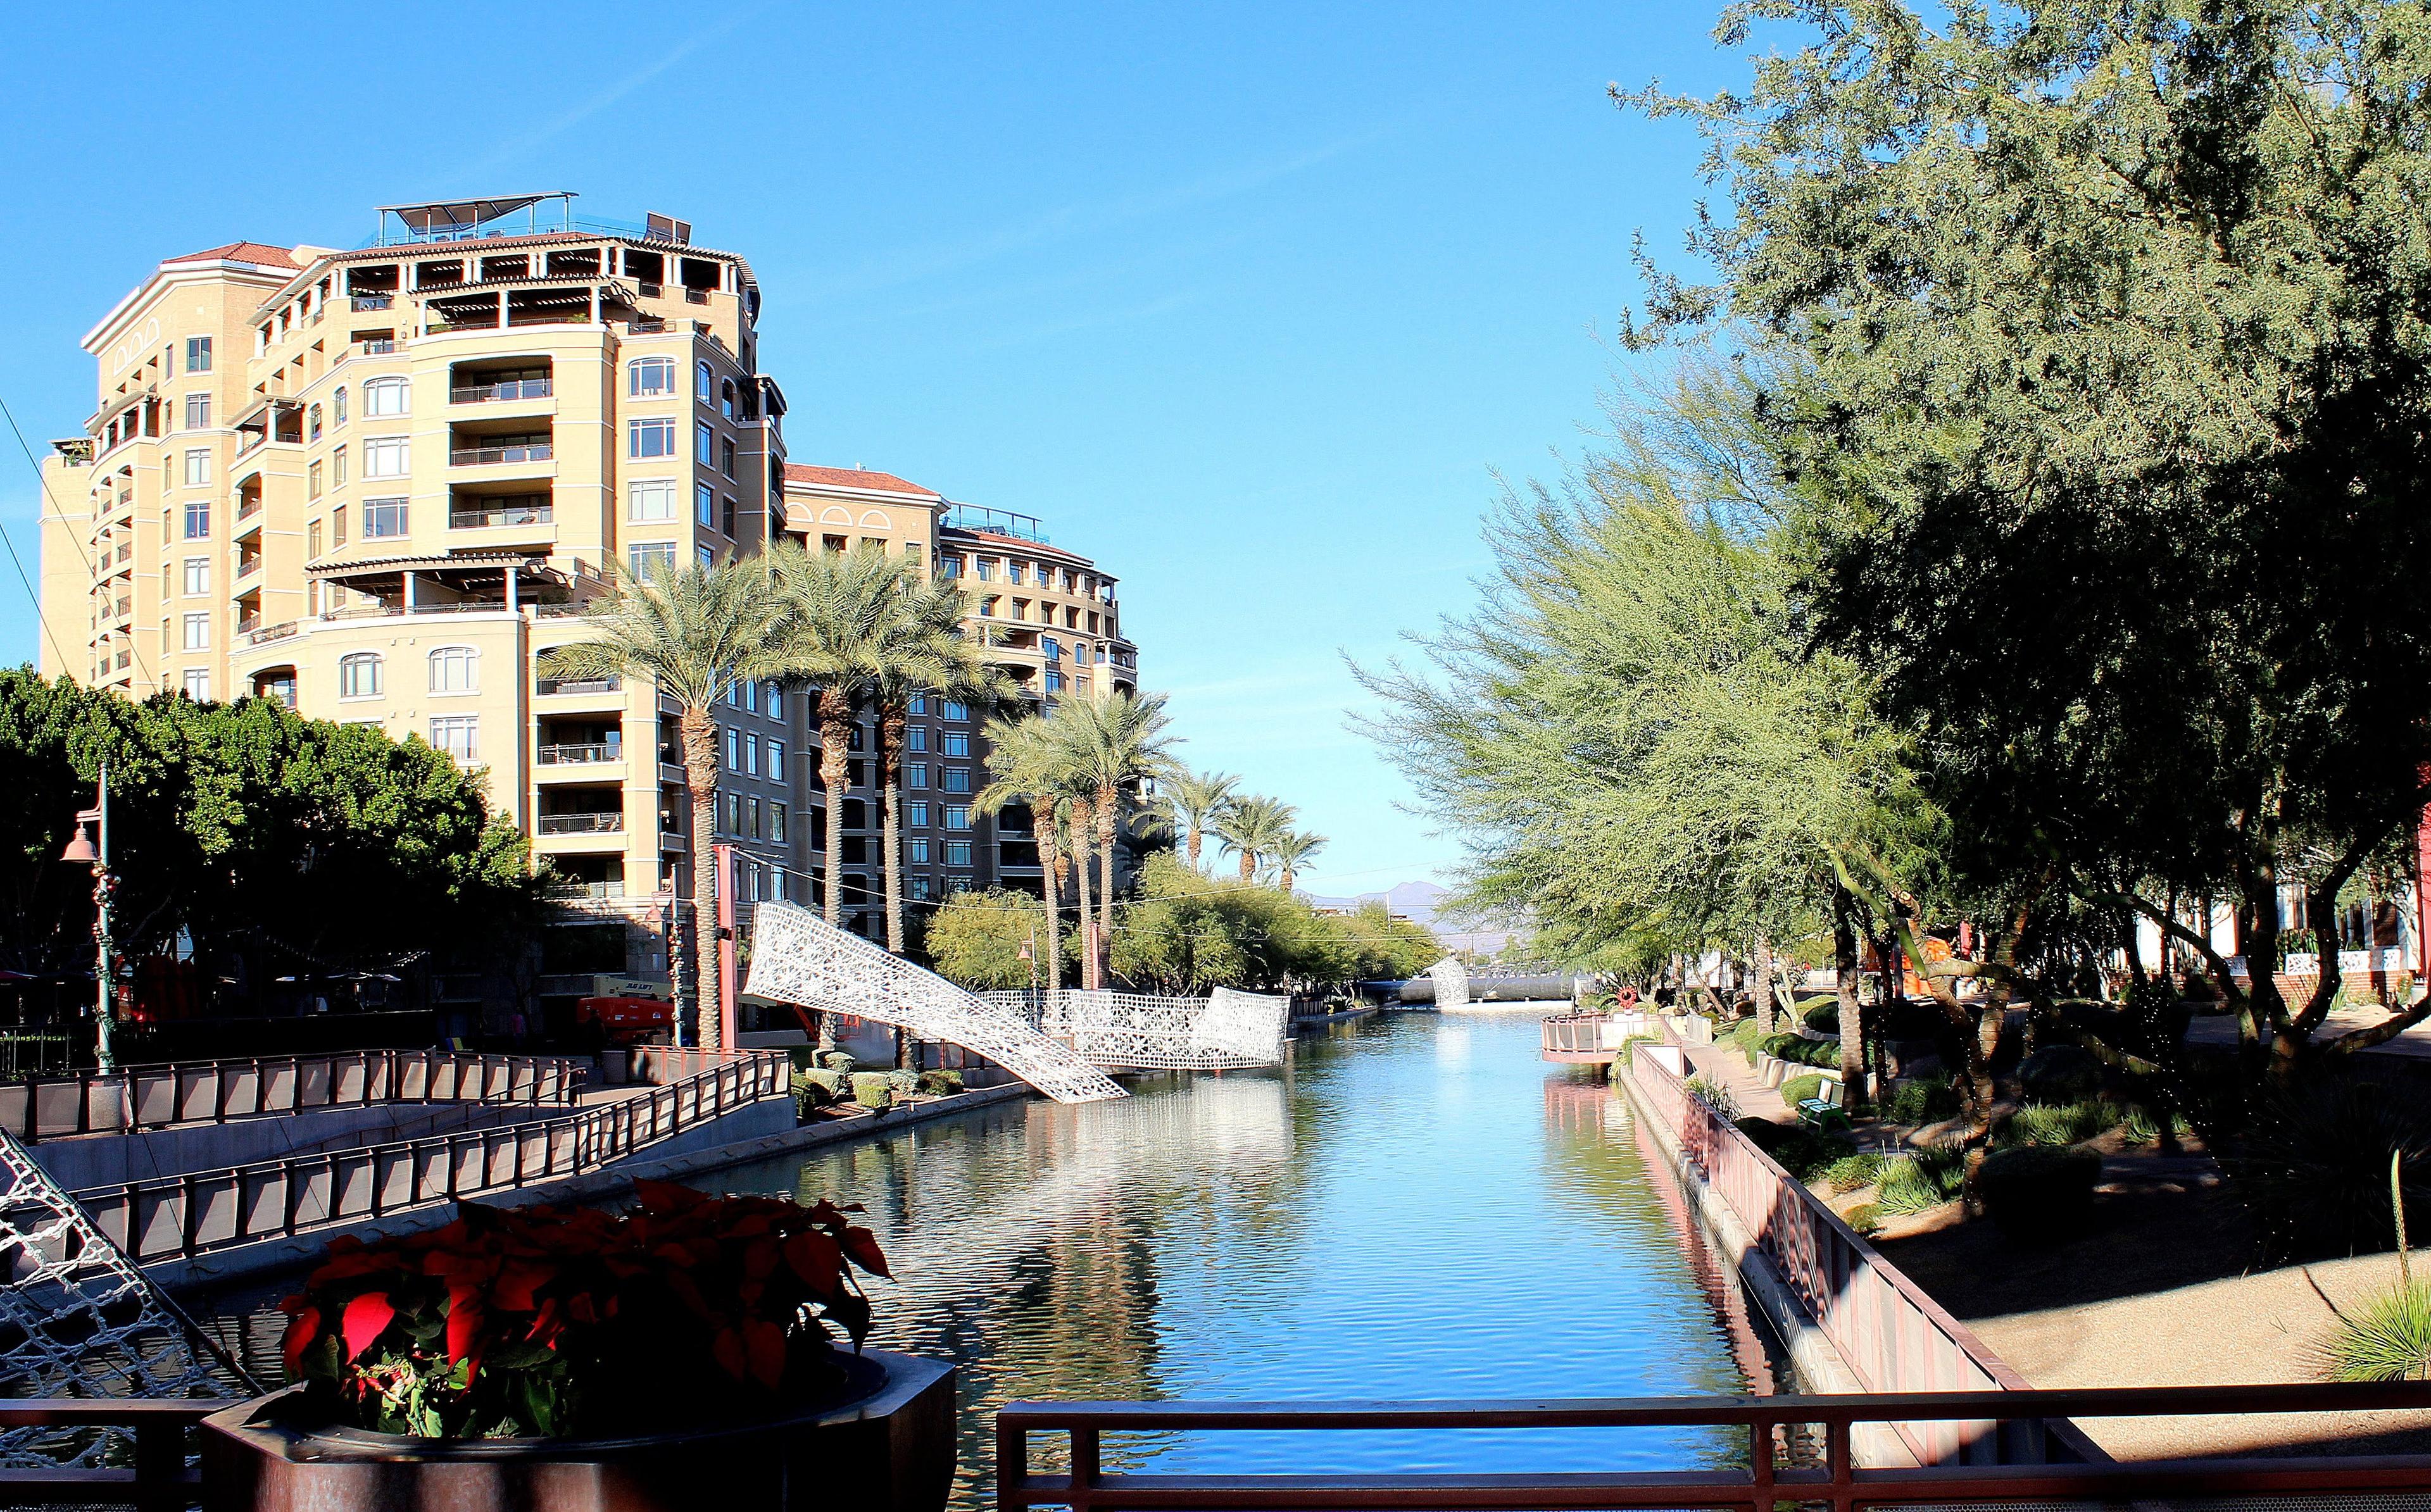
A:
[537,675,620,696]
[244,620,300,647]
[359,338,398,356]
[236,557,261,580]
[537,812,625,835]
[451,377,552,403]
[449,503,554,528]
[449,440,551,466]
[539,742,620,765]
[351,294,394,311]
[560,878,629,899]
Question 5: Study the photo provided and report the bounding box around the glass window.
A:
[1008,563,1025,585]
[720,437,735,478]
[909,875,934,901]
[182,501,210,539]
[629,417,677,458]
[364,377,408,416]
[725,728,740,770]
[908,837,930,864]
[628,357,675,396]
[429,646,477,694]
[332,386,347,425]
[748,796,763,837]
[695,421,714,465]
[943,768,971,794]
[978,598,995,618]
[939,557,961,578]
[628,479,676,521]
[904,541,923,564]
[765,738,783,773]
[696,482,715,526]
[696,361,714,401]
[908,800,929,827]
[339,653,382,698]
[942,731,970,757]
[333,505,347,545]
[184,393,210,428]
[362,498,408,537]
[743,679,760,714]
[1045,670,1064,694]
[770,802,789,843]
[308,520,322,558]
[182,668,210,700]
[182,449,210,486]
[942,700,969,722]
[697,544,715,570]
[182,558,207,596]
[185,335,213,373]
[945,804,970,830]
[906,727,926,753]
[629,540,677,576]
[907,693,927,715]
[907,763,928,789]
[765,684,784,718]
[744,734,758,775]
[429,715,478,761]
[308,404,323,441]
[182,612,209,650]
[976,559,995,581]
[363,437,409,478]
[308,461,323,500]
[945,840,972,866]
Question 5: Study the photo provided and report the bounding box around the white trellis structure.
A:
[1426,956,1471,1009]
[974,987,1290,1071]
[0,1128,252,1469]
[744,902,1128,1103]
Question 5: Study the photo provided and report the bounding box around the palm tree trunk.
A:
[680,708,722,1051]
[1069,793,1096,990]
[1239,848,1255,883]
[1754,935,1776,1035]
[1037,798,1064,995]
[819,689,853,928]
[1281,864,1295,892]
[1833,886,1866,1109]
[1096,784,1117,990]
[1186,823,1202,870]
[879,703,908,1070]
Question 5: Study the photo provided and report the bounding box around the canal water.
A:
[204,1009,1778,1504]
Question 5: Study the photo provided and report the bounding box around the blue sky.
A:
[0,2,1741,901]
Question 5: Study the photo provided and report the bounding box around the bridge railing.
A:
[975,989,1289,1069]
[71,1050,786,1266]
[0,1049,586,1142]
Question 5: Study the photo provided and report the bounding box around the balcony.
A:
[451,376,552,404]
[539,743,620,766]
[358,338,399,356]
[351,295,393,312]
[537,675,620,696]
[449,438,551,466]
[537,812,624,836]
[450,500,553,529]
[244,621,301,647]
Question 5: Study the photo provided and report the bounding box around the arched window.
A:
[628,357,674,396]
[363,377,408,416]
[428,646,477,694]
[307,403,323,440]
[764,682,784,719]
[696,361,713,401]
[339,653,383,699]
[332,386,348,425]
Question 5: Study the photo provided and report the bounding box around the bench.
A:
[1795,1096,1851,1132]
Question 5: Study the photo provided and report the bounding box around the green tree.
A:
[1050,691,1179,990]
[1212,795,1297,885]
[1627,1,2431,1076]
[1159,769,1240,872]
[1266,830,1327,892]
[923,887,1049,990]
[977,714,1084,994]
[541,559,793,1047]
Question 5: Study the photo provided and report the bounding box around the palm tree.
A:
[977,714,1081,996]
[1161,769,1240,871]
[1215,794,1297,883]
[868,573,1008,956]
[1266,829,1328,892]
[1052,691,1179,991]
[543,558,793,1049]
[766,542,912,931]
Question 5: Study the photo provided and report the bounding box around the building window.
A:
[765,684,784,718]
[333,386,347,426]
[182,449,210,487]
[182,613,209,650]
[770,802,788,843]
[907,693,927,715]
[943,768,971,794]
[184,393,210,429]
[332,505,347,545]
[429,646,477,694]
[1044,671,1064,694]
[696,482,715,527]
[722,496,736,536]
[908,837,930,865]
[907,763,928,789]
[945,804,970,830]
[629,541,677,577]
[363,498,408,538]
[720,437,735,478]
[629,357,675,396]
[364,377,408,416]
[695,421,715,465]
[696,361,714,401]
[978,598,995,618]
[906,727,926,753]
[909,875,934,901]
[308,461,323,499]
[725,728,740,770]
[942,731,970,757]
[629,479,675,521]
[308,404,323,441]
[744,734,759,775]
[765,738,783,773]
[429,715,478,761]
[339,653,382,699]
[332,445,347,485]
[363,437,408,478]
[182,668,210,700]
[941,700,969,721]
[697,544,715,570]
[182,501,210,539]
[308,520,322,558]
[182,558,208,596]
[748,796,763,837]
[1008,563,1026,585]
[939,557,961,578]
[976,559,995,582]
[908,801,929,827]
[945,840,972,866]
[185,336,213,373]
[629,417,677,458]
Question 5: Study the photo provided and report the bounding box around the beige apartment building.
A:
[41,196,1140,1023]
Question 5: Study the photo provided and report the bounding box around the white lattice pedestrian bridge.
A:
[744,903,1291,1104]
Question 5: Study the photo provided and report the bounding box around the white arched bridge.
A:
[743,903,1290,1104]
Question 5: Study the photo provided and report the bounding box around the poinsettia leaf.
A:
[743,1320,786,1390]
[279,1308,319,1380]
[711,1325,747,1382]
[839,1227,891,1278]
[341,1293,396,1363]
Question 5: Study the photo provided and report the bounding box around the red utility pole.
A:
[715,842,738,1053]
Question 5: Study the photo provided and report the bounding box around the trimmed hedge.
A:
[1977,1144,2102,1235]
[1781,1073,1826,1108]
[800,1068,845,1097]
[849,1072,894,1109]
[886,1068,921,1097]
[918,1068,965,1096]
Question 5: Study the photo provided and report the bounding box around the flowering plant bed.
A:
[275,1180,891,1440]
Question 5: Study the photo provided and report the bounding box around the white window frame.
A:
[428,645,478,696]
[362,436,409,479]
[182,449,210,487]
[363,377,409,416]
[429,714,479,762]
[182,668,210,701]
[339,652,384,700]
[182,558,208,596]
[629,417,677,459]
[181,613,209,651]
[361,497,409,538]
[627,478,677,522]
[629,357,675,397]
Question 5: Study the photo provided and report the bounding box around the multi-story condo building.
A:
[40,196,1141,1026]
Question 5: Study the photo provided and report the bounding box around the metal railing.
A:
[1626,1041,2057,1464]
[71,1050,787,1266]
[448,440,551,466]
[538,742,620,765]
[449,377,551,403]
[1540,1012,1611,1056]
[537,675,620,695]
[350,294,393,311]
[537,812,624,835]
[998,1383,2431,1512]
[0,1398,234,1510]
[358,338,398,355]
[448,503,553,528]
[0,1048,584,1142]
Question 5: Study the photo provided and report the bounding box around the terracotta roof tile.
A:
[168,241,301,270]
[782,463,937,497]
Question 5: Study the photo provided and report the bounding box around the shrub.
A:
[2227,1076,2431,1261]
[1997,1099,2123,1149]
[789,1072,834,1121]
[1877,1146,1967,1215]
[1880,1075,1962,1127]
[2016,1044,2104,1104]
[800,1068,845,1098]
[1821,1153,1887,1194]
[1976,1144,2102,1236]
[2120,1104,2193,1146]
[1843,1202,1883,1236]
[819,1051,858,1073]
[885,1068,921,1097]
[1685,1075,1740,1120]
[1735,1117,1856,1181]
[1726,1019,1769,1063]
[1802,1000,1840,1034]
[2316,1283,2431,1382]
[1617,1033,1660,1066]
[1781,1073,1826,1108]
[917,1068,965,1096]
[849,1072,893,1110]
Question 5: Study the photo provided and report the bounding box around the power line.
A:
[0,396,80,675]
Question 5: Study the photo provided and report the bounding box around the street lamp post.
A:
[58,763,116,1074]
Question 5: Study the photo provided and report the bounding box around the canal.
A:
[203,1009,1779,1504]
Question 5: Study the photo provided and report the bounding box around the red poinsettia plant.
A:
[276,1180,890,1439]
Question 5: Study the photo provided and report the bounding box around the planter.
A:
[201,1347,954,1512]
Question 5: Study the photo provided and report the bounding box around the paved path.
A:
[2184,1003,2431,1061]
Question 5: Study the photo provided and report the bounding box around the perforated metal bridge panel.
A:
[0,1128,253,1468]
[1427,956,1471,1009]
[744,902,1128,1103]
[974,988,1291,1071]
